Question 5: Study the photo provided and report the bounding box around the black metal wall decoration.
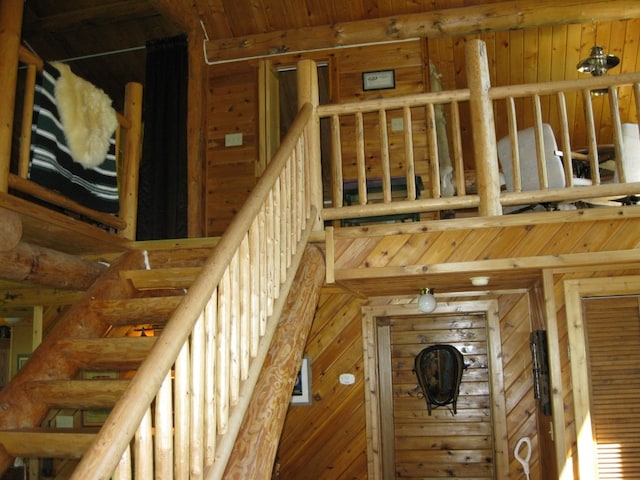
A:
[413,344,465,415]
[530,330,551,416]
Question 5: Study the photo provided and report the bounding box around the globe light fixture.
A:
[417,288,437,313]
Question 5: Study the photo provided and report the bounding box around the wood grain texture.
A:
[224,245,325,479]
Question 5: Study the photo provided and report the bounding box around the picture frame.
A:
[17,354,29,370]
[291,356,312,405]
[82,371,119,426]
[362,69,395,91]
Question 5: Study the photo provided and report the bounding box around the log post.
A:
[465,39,502,216]
[0,0,24,193]
[118,82,144,241]
[297,59,323,230]
[0,242,107,290]
[0,208,22,251]
[223,245,325,479]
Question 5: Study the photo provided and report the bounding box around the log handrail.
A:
[71,102,319,479]
[317,40,640,224]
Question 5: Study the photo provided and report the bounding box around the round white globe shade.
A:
[417,292,437,313]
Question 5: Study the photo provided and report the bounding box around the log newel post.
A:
[0,0,24,193]
[296,59,323,230]
[118,82,144,240]
[465,39,502,216]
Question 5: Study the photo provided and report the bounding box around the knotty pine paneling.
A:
[205,62,260,236]
[203,19,639,233]
[333,215,640,273]
[390,313,495,479]
[276,289,368,479]
[277,287,549,478]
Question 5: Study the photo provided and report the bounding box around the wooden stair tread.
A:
[141,246,215,267]
[58,337,157,368]
[23,379,129,409]
[92,295,183,324]
[120,266,201,289]
[0,429,96,458]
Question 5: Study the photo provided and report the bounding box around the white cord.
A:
[514,436,532,480]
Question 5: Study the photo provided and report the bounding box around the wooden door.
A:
[389,313,495,479]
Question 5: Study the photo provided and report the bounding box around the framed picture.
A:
[291,356,312,405]
[362,69,395,91]
[17,354,29,370]
[82,371,119,426]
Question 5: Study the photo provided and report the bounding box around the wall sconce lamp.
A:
[577,45,620,95]
[417,288,437,313]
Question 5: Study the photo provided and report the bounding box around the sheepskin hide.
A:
[51,61,118,169]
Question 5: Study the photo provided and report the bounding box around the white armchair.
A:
[619,123,640,183]
[497,123,588,212]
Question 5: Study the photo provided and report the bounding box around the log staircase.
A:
[0,77,322,477]
[0,246,203,469]
[0,239,325,479]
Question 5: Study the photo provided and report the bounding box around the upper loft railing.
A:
[320,39,640,225]
[72,98,321,478]
[0,43,143,240]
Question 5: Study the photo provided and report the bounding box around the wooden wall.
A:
[206,61,260,235]
[276,287,547,479]
[205,40,435,235]
[546,267,640,479]
[275,289,368,478]
[390,313,495,479]
[204,21,640,235]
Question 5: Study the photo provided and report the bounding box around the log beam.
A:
[0,241,108,290]
[0,0,24,192]
[0,208,22,251]
[200,0,640,63]
[223,244,325,479]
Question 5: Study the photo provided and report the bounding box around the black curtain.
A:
[137,35,188,240]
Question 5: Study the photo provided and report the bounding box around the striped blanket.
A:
[29,62,120,213]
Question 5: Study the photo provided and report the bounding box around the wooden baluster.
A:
[355,112,368,205]
[403,106,416,200]
[582,88,601,185]
[451,101,466,196]
[331,114,344,207]
[532,95,548,189]
[379,109,391,203]
[426,103,440,198]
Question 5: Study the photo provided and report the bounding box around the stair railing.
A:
[71,101,320,479]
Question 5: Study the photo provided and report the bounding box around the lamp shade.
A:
[577,46,620,77]
[417,288,437,313]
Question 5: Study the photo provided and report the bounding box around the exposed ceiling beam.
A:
[200,0,640,63]
[23,0,158,34]
[151,0,201,33]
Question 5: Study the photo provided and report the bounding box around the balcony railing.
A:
[320,40,640,225]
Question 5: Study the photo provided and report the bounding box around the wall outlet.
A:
[225,132,243,147]
[391,118,404,132]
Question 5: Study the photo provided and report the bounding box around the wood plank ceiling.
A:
[20,0,640,111]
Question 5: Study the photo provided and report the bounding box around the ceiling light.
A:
[417,288,437,313]
[577,46,620,77]
[470,276,490,286]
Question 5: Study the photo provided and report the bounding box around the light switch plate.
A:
[225,132,243,147]
[56,415,74,428]
[339,373,355,385]
[391,117,404,132]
